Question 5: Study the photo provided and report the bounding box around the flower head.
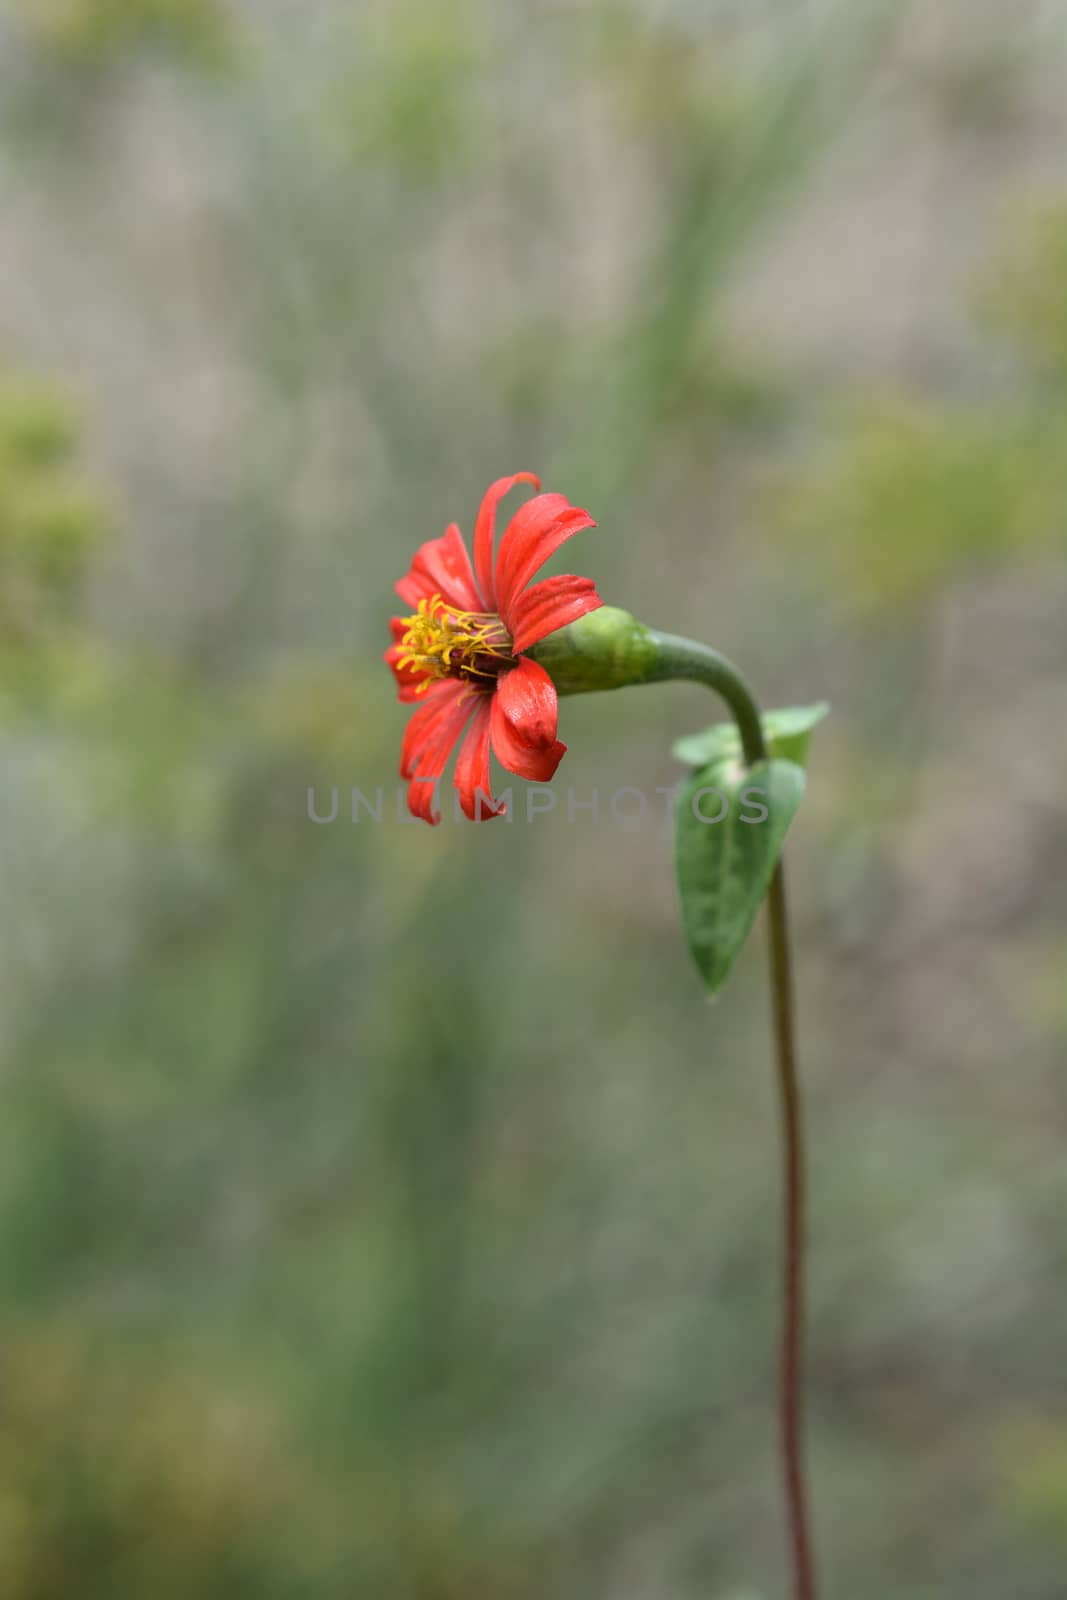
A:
[386,473,601,823]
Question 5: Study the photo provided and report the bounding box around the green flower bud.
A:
[525,605,660,696]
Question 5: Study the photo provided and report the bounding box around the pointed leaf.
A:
[761,702,830,766]
[671,720,741,768]
[675,756,806,994]
[672,702,829,770]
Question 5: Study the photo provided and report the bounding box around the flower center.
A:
[397,594,514,693]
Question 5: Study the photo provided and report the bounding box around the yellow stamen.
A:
[397,594,512,694]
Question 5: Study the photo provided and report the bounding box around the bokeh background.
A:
[1,1,1066,1596]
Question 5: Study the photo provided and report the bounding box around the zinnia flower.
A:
[386,473,601,823]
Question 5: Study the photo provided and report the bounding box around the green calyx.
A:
[524,605,660,696]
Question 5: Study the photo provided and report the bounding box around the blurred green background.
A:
[1,1,1066,1595]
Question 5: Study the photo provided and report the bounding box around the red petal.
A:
[507,575,603,655]
[489,657,567,783]
[395,523,483,613]
[453,697,506,821]
[472,472,540,610]
[400,678,471,778]
[494,494,596,622]
[400,678,467,779]
[401,683,479,825]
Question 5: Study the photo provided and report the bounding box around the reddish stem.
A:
[767,863,816,1600]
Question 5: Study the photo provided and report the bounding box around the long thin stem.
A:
[646,631,817,1600]
[767,862,814,1600]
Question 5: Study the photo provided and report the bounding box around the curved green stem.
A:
[646,632,816,1600]
[643,631,767,766]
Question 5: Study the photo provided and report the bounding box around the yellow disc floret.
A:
[396,594,513,693]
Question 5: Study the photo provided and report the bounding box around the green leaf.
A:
[671,701,829,769]
[675,756,805,994]
[671,720,741,769]
[760,701,830,765]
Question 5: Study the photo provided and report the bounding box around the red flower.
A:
[386,473,601,823]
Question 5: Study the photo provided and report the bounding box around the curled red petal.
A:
[489,657,567,783]
[494,494,597,623]
[400,678,469,780]
[472,472,540,610]
[395,523,483,613]
[453,696,507,821]
[402,683,479,825]
[507,574,603,655]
